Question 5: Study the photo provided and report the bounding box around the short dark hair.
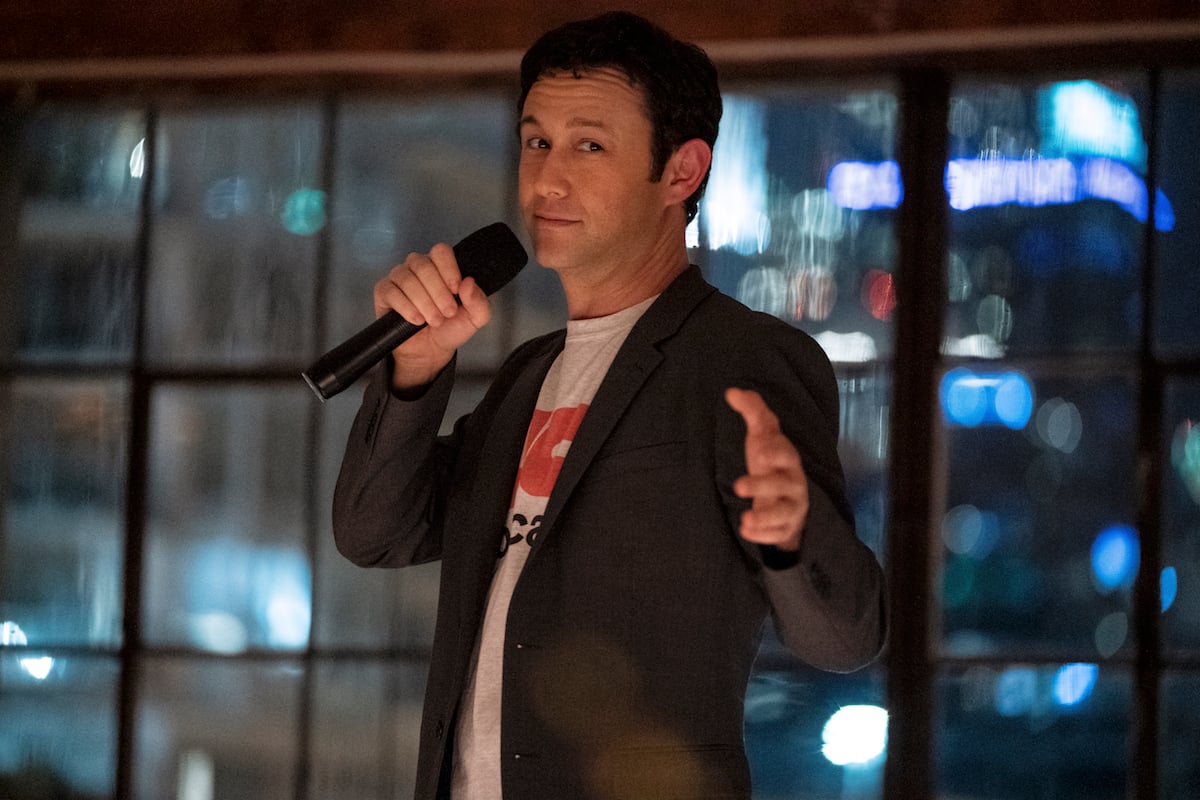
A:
[519,11,722,222]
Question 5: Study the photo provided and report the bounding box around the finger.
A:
[456,276,492,330]
[413,245,462,320]
[739,508,805,549]
[725,387,782,437]
[375,268,432,326]
[733,472,807,502]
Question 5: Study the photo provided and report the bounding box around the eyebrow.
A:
[518,114,613,131]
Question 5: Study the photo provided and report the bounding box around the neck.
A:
[560,235,689,320]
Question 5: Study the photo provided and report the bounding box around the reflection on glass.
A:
[0,378,127,647]
[745,666,885,800]
[1161,670,1200,800]
[0,653,119,797]
[309,659,427,799]
[135,657,301,800]
[940,372,1136,657]
[1163,380,1200,653]
[696,84,899,362]
[838,368,890,561]
[946,76,1147,357]
[1155,69,1200,356]
[314,380,489,650]
[7,108,143,363]
[330,96,523,376]
[146,106,323,366]
[143,386,310,651]
[936,664,1129,799]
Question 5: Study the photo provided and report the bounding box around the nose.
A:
[524,149,569,199]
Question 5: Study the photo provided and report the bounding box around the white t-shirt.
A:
[451,297,655,799]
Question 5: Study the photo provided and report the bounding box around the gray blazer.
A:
[333,266,886,800]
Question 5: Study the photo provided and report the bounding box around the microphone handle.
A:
[302,311,424,401]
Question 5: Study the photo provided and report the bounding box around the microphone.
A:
[303,222,528,401]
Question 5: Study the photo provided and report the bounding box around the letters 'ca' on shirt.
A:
[450,295,656,799]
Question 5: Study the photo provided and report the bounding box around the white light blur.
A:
[1035,398,1083,454]
[1,620,28,645]
[736,266,789,318]
[941,334,1005,359]
[20,656,54,681]
[821,705,889,766]
[188,611,249,655]
[130,138,145,179]
[812,330,879,364]
[703,96,770,255]
[178,749,215,800]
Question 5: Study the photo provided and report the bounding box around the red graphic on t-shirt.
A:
[515,405,588,499]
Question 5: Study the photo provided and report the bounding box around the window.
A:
[1,57,1198,800]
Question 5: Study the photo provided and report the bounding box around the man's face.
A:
[518,68,674,279]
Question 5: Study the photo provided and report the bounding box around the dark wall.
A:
[1,0,1198,62]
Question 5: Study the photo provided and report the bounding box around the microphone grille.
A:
[453,222,529,296]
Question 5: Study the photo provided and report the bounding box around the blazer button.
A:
[434,720,445,739]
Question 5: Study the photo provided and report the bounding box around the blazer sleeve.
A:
[720,323,887,673]
[331,359,460,569]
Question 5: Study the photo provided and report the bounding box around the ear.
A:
[661,138,712,209]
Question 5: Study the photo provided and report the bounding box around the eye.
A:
[579,141,604,152]
[524,136,549,150]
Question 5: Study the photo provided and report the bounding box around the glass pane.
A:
[936,664,1130,799]
[1154,69,1200,356]
[839,366,890,562]
[135,656,301,800]
[6,108,143,363]
[697,82,899,363]
[1161,670,1200,800]
[745,665,886,800]
[0,652,119,798]
[939,371,1137,657]
[1163,379,1200,653]
[946,76,1147,357]
[314,379,489,650]
[309,659,427,799]
[143,386,310,651]
[146,105,323,366]
[1,378,127,647]
[330,95,521,376]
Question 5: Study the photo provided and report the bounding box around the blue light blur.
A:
[1090,524,1139,593]
[1161,566,1178,613]
[825,156,1174,231]
[281,188,327,236]
[1038,80,1146,168]
[940,368,1034,429]
[1053,663,1099,707]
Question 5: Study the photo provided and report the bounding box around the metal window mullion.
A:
[1131,65,1164,800]
[295,88,341,800]
[115,104,158,800]
[883,67,951,800]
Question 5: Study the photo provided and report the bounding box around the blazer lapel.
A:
[454,334,563,632]
[534,266,717,546]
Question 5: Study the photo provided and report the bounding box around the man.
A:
[333,11,886,799]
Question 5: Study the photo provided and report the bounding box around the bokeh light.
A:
[281,188,327,236]
[1052,663,1099,707]
[941,369,1034,429]
[1090,524,1139,594]
[821,705,889,766]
